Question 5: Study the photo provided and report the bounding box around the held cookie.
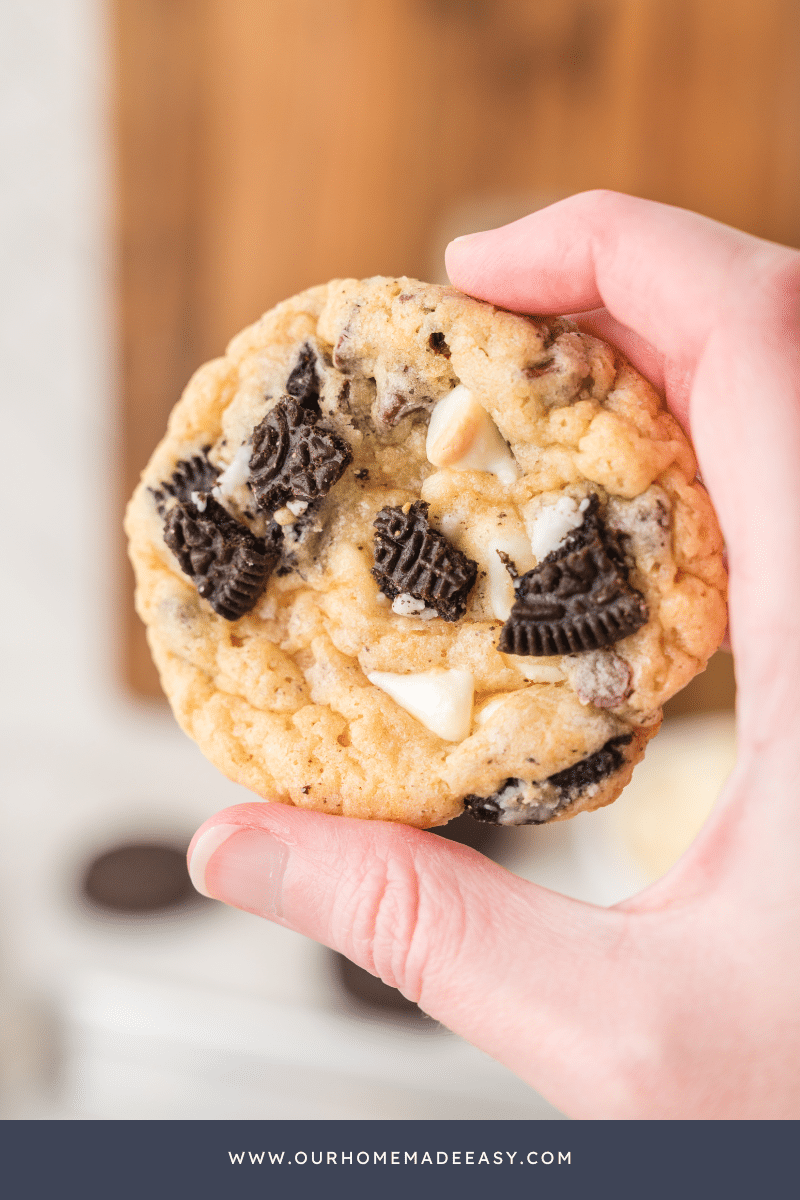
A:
[125,278,727,828]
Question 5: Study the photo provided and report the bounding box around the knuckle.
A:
[332,832,466,1005]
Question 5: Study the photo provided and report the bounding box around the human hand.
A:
[187,192,800,1118]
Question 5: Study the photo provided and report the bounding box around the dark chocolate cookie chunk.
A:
[285,342,321,411]
[372,500,478,622]
[464,733,633,825]
[249,397,353,512]
[497,495,648,656]
[151,450,219,516]
[163,496,280,620]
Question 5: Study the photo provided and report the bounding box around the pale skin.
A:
[187,192,800,1118]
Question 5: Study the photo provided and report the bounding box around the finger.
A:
[568,307,667,397]
[693,307,800,753]
[445,190,785,368]
[187,802,640,1113]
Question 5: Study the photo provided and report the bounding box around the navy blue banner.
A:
[0,1119,795,1199]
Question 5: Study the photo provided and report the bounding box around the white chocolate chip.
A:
[391,593,437,619]
[190,490,207,512]
[527,495,588,562]
[503,654,565,683]
[487,532,536,621]
[426,385,519,485]
[438,510,466,540]
[367,669,474,742]
[255,593,277,620]
[475,694,514,726]
[213,441,251,499]
[286,499,308,517]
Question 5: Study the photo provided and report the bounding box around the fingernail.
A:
[188,823,244,897]
[188,823,289,917]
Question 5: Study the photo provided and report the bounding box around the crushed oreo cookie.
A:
[249,397,353,512]
[372,501,477,622]
[498,494,648,656]
[163,496,280,620]
[285,342,321,411]
[464,734,633,825]
[151,450,218,516]
[428,331,451,357]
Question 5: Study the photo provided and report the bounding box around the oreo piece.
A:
[464,734,633,825]
[372,500,478,622]
[427,331,451,358]
[249,397,353,512]
[285,342,321,411]
[151,450,219,516]
[498,494,648,656]
[163,496,280,620]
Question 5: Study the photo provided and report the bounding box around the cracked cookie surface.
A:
[125,277,727,827]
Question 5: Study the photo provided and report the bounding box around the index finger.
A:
[445,190,787,370]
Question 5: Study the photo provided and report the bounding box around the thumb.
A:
[187,801,637,1109]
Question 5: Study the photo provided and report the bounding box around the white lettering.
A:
[248,1153,264,1165]
[405,1152,418,1165]
[311,1153,322,1165]
[268,1152,284,1165]
[294,1152,307,1165]
[506,1152,517,1164]
[559,1152,571,1164]
[527,1152,538,1164]
[327,1152,337,1165]
[421,1152,433,1165]
[494,1152,503,1165]
[341,1153,352,1164]
[452,1151,461,1165]
[437,1152,448,1165]
[228,1153,244,1165]
[357,1152,369,1165]
[466,1152,474,1165]
[541,1152,554,1165]
[478,1152,490,1165]
[391,1152,400,1165]
[374,1152,387,1165]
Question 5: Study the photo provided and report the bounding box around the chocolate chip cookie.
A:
[125,278,727,827]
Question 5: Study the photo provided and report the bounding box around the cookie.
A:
[125,277,727,828]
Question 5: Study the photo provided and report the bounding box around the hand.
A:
[187,192,800,1118]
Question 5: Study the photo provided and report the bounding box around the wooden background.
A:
[113,0,800,704]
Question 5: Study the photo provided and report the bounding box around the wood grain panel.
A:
[113,0,799,699]
[114,0,205,695]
